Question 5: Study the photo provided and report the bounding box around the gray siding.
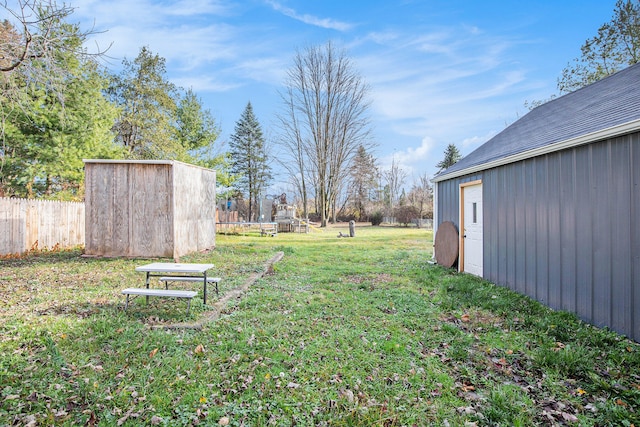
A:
[480,132,640,341]
[436,173,483,228]
[437,133,640,341]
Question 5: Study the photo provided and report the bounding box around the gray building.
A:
[433,62,640,341]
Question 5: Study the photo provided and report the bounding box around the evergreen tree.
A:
[229,102,272,221]
[348,145,378,220]
[1,20,121,199]
[436,144,462,171]
[176,88,221,155]
[108,46,179,160]
[175,88,233,188]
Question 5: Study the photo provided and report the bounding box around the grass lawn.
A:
[1,224,639,426]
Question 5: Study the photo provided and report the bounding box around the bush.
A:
[370,211,383,226]
[395,205,419,226]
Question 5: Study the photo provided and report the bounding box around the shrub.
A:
[370,211,383,226]
[395,205,419,226]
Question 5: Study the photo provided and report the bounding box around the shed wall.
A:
[172,162,216,258]
[85,162,174,257]
[479,132,640,341]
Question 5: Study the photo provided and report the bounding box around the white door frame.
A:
[459,180,483,276]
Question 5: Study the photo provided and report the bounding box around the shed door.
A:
[461,182,483,277]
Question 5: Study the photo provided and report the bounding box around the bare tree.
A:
[383,156,408,216]
[1,0,108,92]
[278,41,373,227]
[276,86,311,219]
[406,173,433,219]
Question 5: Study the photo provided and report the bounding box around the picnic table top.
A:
[135,263,215,273]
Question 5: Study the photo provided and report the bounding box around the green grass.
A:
[1,224,639,426]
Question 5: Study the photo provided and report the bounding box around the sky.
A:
[69,0,619,190]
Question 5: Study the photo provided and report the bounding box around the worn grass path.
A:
[1,224,639,426]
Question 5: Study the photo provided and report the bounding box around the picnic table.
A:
[133,262,218,304]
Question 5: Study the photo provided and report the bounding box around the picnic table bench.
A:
[121,288,198,314]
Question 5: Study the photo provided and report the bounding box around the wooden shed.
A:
[433,63,640,341]
[84,160,216,259]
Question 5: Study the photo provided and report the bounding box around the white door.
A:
[462,183,483,276]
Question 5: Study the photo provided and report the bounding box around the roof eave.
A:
[432,118,640,183]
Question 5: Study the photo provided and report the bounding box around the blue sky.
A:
[73,0,617,188]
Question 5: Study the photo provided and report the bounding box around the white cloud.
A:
[164,0,231,16]
[265,0,354,31]
[75,0,241,61]
[172,75,242,93]
[379,136,436,176]
[235,57,290,85]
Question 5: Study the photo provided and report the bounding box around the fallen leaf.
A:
[461,314,470,322]
[87,411,97,426]
[195,344,205,355]
[218,416,230,425]
[54,409,68,417]
[340,388,354,403]
[149,348,158,358]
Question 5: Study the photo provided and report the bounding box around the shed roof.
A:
[433,62,640,182]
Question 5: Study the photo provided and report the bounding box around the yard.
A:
[1,225,639,426]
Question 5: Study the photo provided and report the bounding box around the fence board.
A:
[0,198,85,255]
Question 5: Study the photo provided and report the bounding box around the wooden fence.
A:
[0,197,85,255]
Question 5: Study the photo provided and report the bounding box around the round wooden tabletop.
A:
[434,221,459,268]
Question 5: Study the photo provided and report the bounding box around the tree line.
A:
[0,1,431,226]
[1,0,637,226]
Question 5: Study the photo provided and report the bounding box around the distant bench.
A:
[260,223,277,237]
[122,288,198,314]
